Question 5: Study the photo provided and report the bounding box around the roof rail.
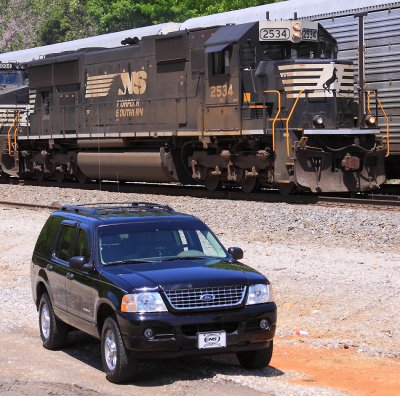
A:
[60,205,98,215]
[130,202,175,212]
[60,202,175,214]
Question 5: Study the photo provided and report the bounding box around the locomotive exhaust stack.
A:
[0,18,388,193]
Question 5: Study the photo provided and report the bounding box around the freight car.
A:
[0,18,387,193]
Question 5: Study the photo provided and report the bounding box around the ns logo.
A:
[118,70,147,95]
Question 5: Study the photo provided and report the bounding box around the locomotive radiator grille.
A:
[164,285,246,310]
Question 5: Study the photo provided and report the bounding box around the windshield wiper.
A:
[160,256,208,262]
[104,259,155,266]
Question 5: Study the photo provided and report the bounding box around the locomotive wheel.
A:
[277,181,297,195]
[240,176,259,193]
[35,169,45,182]
[54,170,65,183]
[203,176,221,191]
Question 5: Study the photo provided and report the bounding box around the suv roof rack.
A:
[60,202,175,216]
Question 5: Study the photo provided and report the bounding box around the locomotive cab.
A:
[236,20,386,192]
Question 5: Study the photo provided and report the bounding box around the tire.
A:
[236,341,273,369]
[101,317,137,383]
[38,293,69,350]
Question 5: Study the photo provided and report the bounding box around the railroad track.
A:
[1,177,400,210]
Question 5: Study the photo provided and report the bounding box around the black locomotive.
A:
[0,19,387,193]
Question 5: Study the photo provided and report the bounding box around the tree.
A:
[0,0,45,51]
[87,0,278,34]
[37,0,97,46]
[0,0,280,51]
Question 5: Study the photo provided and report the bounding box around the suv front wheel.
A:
[236,341,273,369]
[39,293,69,349]
[101,317,137,383]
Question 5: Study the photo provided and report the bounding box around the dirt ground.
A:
[1,198,400,395]
[1,330,400,395]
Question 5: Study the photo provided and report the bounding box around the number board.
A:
[259,20,320,43]
[259,28,290,41]
[0,63,13,70]
[302,28,318,41]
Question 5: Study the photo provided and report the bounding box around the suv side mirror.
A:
[228,247,243,260]
[69,256,91,270]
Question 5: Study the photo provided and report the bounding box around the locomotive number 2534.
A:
[210,83,233,98]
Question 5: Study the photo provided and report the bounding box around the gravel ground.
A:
[0,184,399,394]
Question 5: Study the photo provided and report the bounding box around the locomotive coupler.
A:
[311,157,322,192]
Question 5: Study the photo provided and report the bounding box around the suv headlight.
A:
[246,284,273,305]
[121,292,168,313]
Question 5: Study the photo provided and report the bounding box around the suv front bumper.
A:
[117,302,277,359]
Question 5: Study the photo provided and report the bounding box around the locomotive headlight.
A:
[293,22,301,31]
[292,22,302,40]
[365,114,377,126]
[293,30,302,39]
[313,114,325,128]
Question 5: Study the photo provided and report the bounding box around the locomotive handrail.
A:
[14,111,20,152]
[263,90,281,151]
[374,93,390,157]
[7,111,20,154]
[0,109,8,130]
[367,90,390,157]
[286,90,304,160]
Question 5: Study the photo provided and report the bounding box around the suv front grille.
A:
[164,285,246,310]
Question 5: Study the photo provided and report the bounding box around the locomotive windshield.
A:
[0,71,22,86]
[242,40,337,69]
[260,41,336,61]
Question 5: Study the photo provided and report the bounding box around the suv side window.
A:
[56,225,77,262]
[34,215,64,258]
[74,228,91,261]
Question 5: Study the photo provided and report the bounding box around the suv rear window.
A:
[34,215,64,258]
[55,225,77,262]
[74,229,91,261]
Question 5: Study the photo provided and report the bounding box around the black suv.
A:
[31,202,277,383]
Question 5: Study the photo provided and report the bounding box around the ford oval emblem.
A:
[200,293,215,302]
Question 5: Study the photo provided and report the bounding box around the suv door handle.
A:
[46,264,53,271]
[66,272,74,280]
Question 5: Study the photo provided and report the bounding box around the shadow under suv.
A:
[31,202,277,383]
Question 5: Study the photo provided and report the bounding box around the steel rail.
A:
[2,178,400,209]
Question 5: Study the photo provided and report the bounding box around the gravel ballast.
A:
[0,184,399,394]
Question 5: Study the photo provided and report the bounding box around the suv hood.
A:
[99,258,266,291]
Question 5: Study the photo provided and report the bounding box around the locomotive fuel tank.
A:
[77,151,176,183]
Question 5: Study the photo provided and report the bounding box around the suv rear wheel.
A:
[39,293,69,349]
[101,317,137,383]
[236,341,273,369]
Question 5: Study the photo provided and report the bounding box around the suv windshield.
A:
[98,220,227,265]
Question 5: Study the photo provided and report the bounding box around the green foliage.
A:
[37,0,97,45]
[87,0,277,33]
[0,0,279,51]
